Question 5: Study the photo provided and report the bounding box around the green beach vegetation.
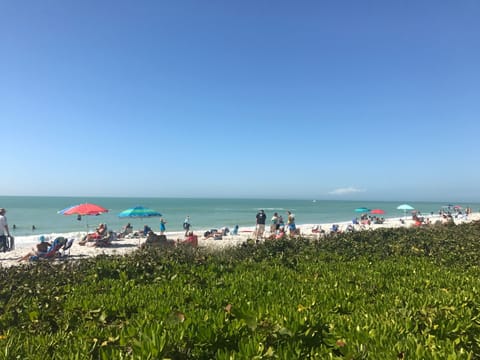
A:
[1,222,480,359]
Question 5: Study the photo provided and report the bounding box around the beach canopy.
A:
[59,203,108,216]
[354,207,370,213]
[370,209,385,215]
[118,206,162,218]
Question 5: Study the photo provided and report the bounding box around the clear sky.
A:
[1,1,479,202]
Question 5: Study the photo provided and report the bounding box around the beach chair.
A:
[30,237,67,261]
[61,238,74,256]
[230,225,239,236]
[94,232,114,247]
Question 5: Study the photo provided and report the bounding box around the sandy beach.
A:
[1,213,478,269]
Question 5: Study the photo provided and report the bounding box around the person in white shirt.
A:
[0,208,11,252]
[183,216,191,235]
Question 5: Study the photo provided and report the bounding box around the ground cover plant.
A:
[1,221,480,359]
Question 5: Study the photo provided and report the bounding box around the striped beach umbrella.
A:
[60,203,109,216]
[58,203,109,232]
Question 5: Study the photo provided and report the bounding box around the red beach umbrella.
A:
[370,209,385,215]
[59,203,109,233]
[62,203,109,216]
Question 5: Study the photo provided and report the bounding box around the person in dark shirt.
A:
[255,209,267,239]
[143,224,152,236]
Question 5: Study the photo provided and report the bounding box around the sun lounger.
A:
[30,237,67,261]
[61,238,74,256]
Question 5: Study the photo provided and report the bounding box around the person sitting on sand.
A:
[178,231,198,247]
[312,225,325,234]
[267,226,286,240]
[143,224,152,236]
[275,226,286,240]
[230,225,239,236]
[204,228,226,240]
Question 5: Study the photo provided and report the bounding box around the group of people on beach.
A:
[5,202,479,265]
[144,215,190,237]
[255,209,298,240]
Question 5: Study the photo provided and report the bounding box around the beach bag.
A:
[8,236,14,250]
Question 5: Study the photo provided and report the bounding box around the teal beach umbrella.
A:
[118,206,162,218]
[397,204,415,218]
[118,206,162,244]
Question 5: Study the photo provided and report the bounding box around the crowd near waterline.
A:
[0,196,478,252]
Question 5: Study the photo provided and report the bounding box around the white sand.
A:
[1,213,478,268]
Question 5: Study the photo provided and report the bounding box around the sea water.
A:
[1,196,479,247]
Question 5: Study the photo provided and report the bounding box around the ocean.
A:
[1,196,478,248]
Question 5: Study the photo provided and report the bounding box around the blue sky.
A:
[1,1,479,201]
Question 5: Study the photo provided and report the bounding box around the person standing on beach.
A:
[255,209,267,239]
[287,211,296,235]
[270,212,279,234]
[183,216,191,235]
[0,208,11,252]
[160,217,167,235]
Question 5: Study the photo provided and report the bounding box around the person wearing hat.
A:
[0,208,11,252]
[255,209,267,240]
[18,235,51,261]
